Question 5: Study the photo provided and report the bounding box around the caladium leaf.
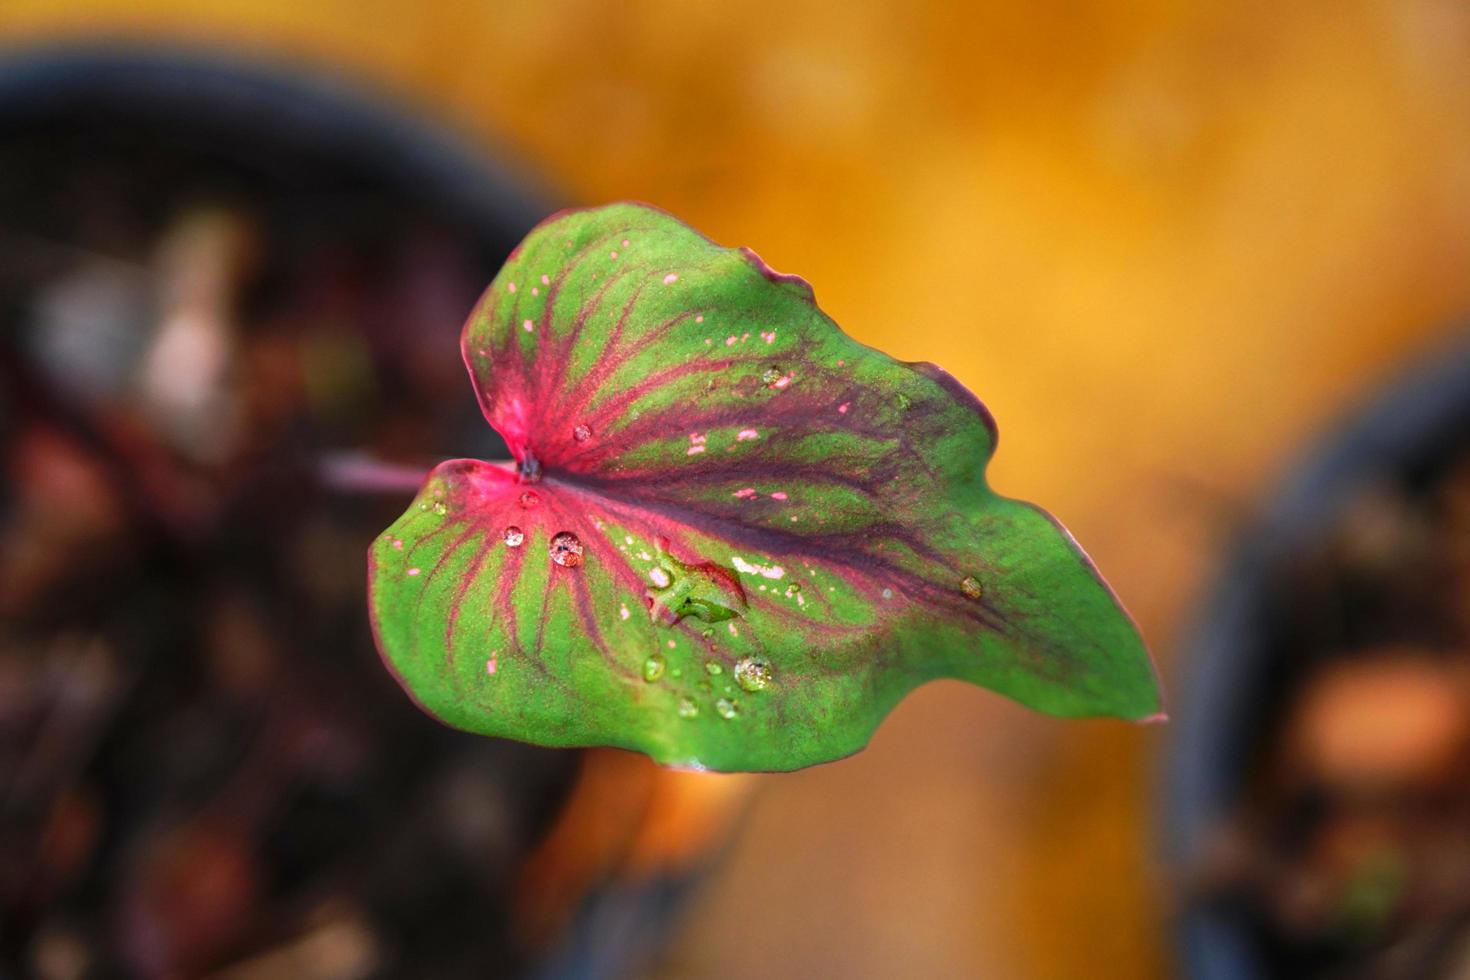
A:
[368,203,1162,772]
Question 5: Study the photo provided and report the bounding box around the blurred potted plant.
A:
[1167,335,1470,980]
[0,47,737,980]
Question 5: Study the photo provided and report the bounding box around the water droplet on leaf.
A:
[785,583,801,596]
[761,366,782,384]
[573,424,591,442]
[677,698,699,719]
[960,575,983,599]
[644,539,747,626]
[706,661,723,676]
[734,656,772,692]
[432,501,448,516]
[642,653,666,682]
[503,526,525,547]
[715,698,738,720]
[549,531,584,567]
[519,490,540,508]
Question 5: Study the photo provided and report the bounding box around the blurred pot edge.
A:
[1162,329,1470,980]
[0,42,717,980]
[0,41,553,249]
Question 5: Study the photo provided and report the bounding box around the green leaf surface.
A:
[369,203,1162,771]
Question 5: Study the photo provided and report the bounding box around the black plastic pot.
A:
[0,45,697,980]
[1164,332,1470,979]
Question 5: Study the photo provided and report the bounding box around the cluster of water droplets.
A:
[500,452,586,567]
[637,610,774,724]
[500,523,585,569]
[647,640,759,724]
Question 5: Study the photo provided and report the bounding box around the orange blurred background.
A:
[4,2,1469,976]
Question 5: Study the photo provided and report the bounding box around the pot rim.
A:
[1162,330,1470,978]
[0,42,551,244]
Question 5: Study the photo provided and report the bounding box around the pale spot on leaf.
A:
[732,556,785,579]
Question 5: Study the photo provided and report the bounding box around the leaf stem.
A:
[318,453,431,495]
[318,453,524,495]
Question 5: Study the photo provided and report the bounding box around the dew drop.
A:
[705,660,723,676]
[549,531,585,567]
[649,566,672,589]
[519,490,540,508]
[417,501,430,511]
[960,575,983,600]
[432,501,448,516]
[643,653,666,682]
[573,424,592,442]
[503,526,525,548]
[734,656,773,692]
[760,366,782,385]
[677,698,699,719]
[785,582,801,597]
[715,698,738,720]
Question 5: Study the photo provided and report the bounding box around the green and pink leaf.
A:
[368,203,1162,772]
